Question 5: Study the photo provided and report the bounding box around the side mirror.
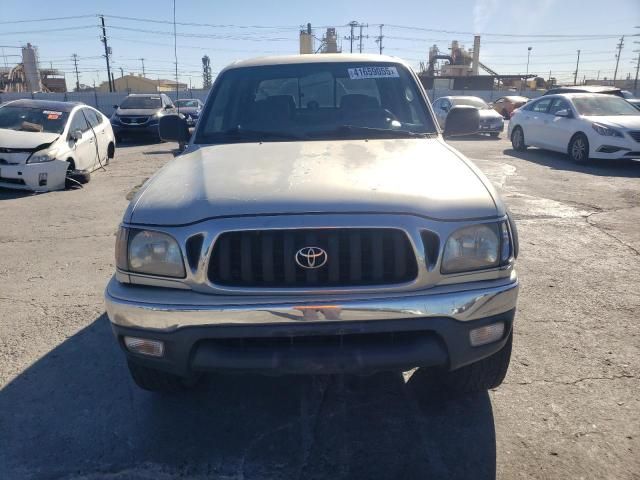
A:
[164,105,173,110]
[112,104,118,109]
[69,128,83,142]
[443,106,480,137]
[159,114,190,143]
[555,109,571,118]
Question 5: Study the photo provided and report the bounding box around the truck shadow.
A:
[504,148,640,178]
[0,314,496,480]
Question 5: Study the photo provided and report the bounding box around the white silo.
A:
[22,43,42,92]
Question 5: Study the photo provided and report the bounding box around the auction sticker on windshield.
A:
[348,66,399,80]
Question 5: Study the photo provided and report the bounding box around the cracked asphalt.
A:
[1,133,638,479]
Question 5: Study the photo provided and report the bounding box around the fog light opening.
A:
[124,336,165,357]
[469,322,505,347]
[38,172,48,186]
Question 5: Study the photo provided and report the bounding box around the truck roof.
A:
[223,54,410,71]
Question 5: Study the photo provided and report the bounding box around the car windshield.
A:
[195,62,435,143]
[119,96,162,109]
[451,97,489,109]
[572,95,640,116]
[0,105,69,134]
[176,100,200,108]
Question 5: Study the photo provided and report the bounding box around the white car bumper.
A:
[0,160,68,192]
[591,135,640,160]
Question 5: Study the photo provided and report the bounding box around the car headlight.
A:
[116,228,185,278]
[442,222,512,274]
[592,122,623,137]
[27,153,56,163]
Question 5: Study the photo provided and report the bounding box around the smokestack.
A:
[472,35,480,75]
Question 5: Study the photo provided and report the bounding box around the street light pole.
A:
[522,46,532,93]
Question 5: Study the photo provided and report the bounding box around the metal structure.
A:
[299,23,314,54]
[21,43,42,92]
[202,55,212,88]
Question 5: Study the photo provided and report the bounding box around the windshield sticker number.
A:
[348,66,399,80]
[47,114,60,120]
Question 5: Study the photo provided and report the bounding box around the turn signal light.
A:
[469,322,505,347]
[124,336,164,357]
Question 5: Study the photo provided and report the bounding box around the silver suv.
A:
[105,55,519,393]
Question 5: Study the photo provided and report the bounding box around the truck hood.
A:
[127,138,499,226]
[0,128,59,150]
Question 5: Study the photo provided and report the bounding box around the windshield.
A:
[572,96,640,116]
[451,97,489,109]
[176,100,200,108]
[0,105,69,134]
[195,62,435,143]
[120,96,161,109]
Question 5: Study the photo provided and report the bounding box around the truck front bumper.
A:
[105,276,518,376]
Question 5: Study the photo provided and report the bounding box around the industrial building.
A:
[96,75,187,93]
[0,43,67,93]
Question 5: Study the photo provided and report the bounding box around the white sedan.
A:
[508,93,640,163]
[0,99,115,191]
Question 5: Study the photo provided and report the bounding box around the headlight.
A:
[117,228,185,278]
[592,122,623,137]
[442,222,512,274]
[27,153,56,163]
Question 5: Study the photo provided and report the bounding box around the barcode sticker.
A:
[348,66,399,80]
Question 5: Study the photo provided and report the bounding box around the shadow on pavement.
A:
[0,314,496,480]
[446,134,502,141]
[0,187,37,200]
[504,148,640,178]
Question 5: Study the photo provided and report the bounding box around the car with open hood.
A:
[433,95,505,137]
[0,99,115,191]
[105,54,519,394]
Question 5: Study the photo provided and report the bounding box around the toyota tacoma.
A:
[105,55,519,393]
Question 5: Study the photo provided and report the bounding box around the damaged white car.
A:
[0,99,115,191]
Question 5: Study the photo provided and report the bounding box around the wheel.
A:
[489,132,500,138]
[511,126,526,151]
[107,142,115,159]
[568,133,589,164]
[440,333,513,393]
[127,360,199,393]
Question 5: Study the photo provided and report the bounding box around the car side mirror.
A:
[164,105,173,110]
[112,104,118,109]
[159,114,190,143]
[443,106,480,137]
[69,128,83,142]
[555,109,571,118]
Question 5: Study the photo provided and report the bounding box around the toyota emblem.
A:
[295,246,328,269]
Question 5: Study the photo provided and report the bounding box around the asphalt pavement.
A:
[0,133,638,479]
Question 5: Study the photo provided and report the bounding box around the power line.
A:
[0,25,96,35]
[0,14,96,25]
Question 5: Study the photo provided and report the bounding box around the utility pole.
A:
[72,53,80,92]
[573,49,580,85]
[346,21,358,53]
[613,35,624,83]
[358,23,368,54]
[99,15,113,92]
[139,58,145,77]
[119,67,124,78]
[173,0,179,111]
[633,50,640,94]
[375,24,384,54]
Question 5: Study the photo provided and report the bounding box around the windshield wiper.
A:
[220,126,303,141]
[308,125,430,139]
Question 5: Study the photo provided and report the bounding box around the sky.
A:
[1,0,639,90]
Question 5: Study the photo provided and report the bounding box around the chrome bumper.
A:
[105,275,519,332]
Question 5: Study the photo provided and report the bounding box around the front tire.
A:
[568,133,589,164]
[440,334,513,393]
[127,360,199,393]
[511,126,526,151]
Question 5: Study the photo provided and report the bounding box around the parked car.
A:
[621,90,640,110]
[110,93,175,142]
[543,85,625,97]
[175,98,204,126]
[106,54,519,394]
[0,99,115,191]
[508,92,640,163]
[433,96,505,136]
[492,95,529,119]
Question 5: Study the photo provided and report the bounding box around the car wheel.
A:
[440,333,513,393]
[127,360,200,393]
[511,126,526,151]
[568,133,589,164]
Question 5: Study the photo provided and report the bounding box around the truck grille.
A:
[628,131,640,142]
[208,228,418,288]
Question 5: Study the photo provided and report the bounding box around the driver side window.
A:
[69,111,90,134]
